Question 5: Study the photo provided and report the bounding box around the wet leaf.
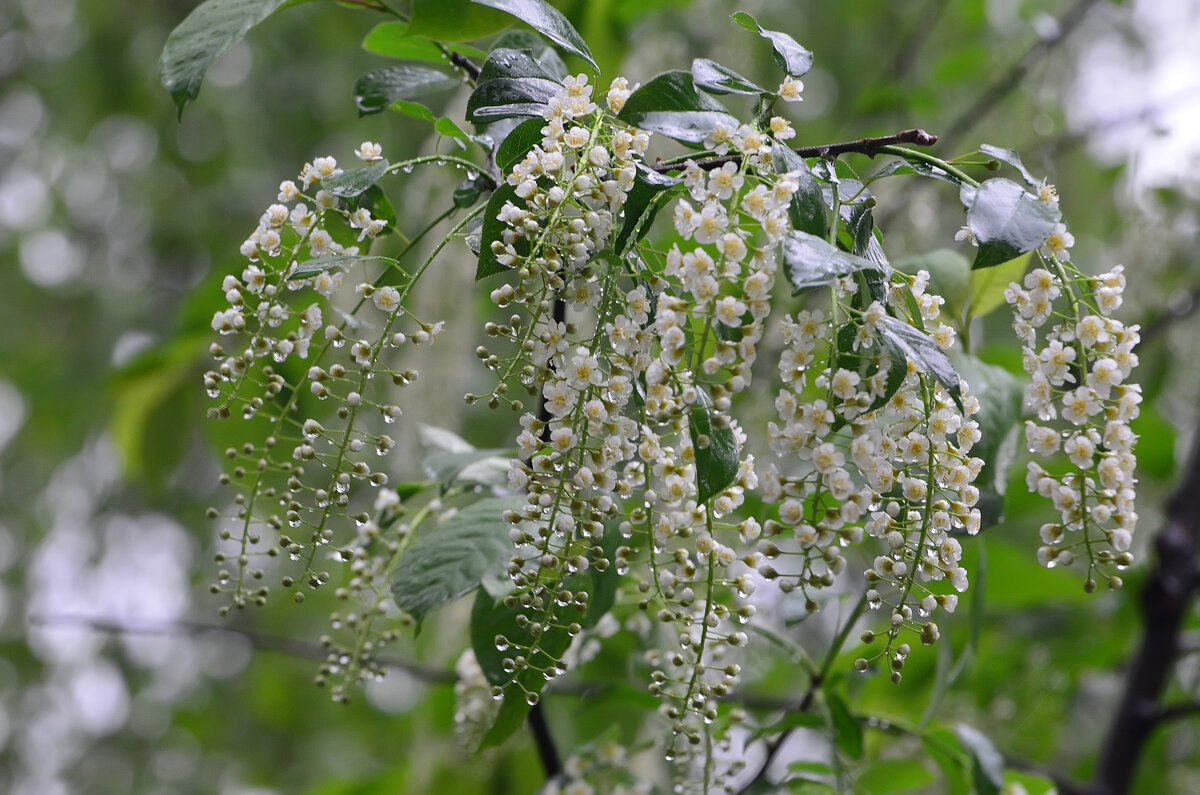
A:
[392,496,526,621]
[619,70,738,143]
[354,65,458,115]
[471,0,597,69]
[691,58,764,95]
[689,387,740,503]
[159,0,292,117]
[320,160,390,198]
[731,11,814,77]
[782,230,887,294]
[964,178,1061,270]
[876,315,963,409]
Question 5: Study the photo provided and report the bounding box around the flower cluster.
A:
[1006,258,1139,587]
[199,45,1143,789]
[204,143,455,687]
[765,271,982,677]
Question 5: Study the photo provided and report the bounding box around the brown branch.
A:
[449,51,481,82]
[1084,433,1200,794]
[938,0,1102,148]
[1155,701,1200,725]
[652,128,939,173]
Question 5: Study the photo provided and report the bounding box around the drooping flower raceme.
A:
[1007,254,1139,588]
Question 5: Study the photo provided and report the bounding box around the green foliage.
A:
[783,230,889,293]
[471,0,597,69]
[688,387,740,503]
[617,70,738,143]
[963,178,1061,270]
[730,11,814,77]
[353,64,460,115]
[391,495,527,621]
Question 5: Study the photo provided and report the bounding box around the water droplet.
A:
[524,692,540,706]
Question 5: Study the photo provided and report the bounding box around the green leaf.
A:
[159,0,292,117]
[618,71,738,144]
[388,98,437,123]
[730,11,814,77]
[615,166,680,252]
[856,759,936,793]
[287,254,397,279]
[773,143,827,238]
[782,230,887,294]
[422,448,512,488]
[866,157,962,186]
[408,0,513,41]
[688,387,740,504]
[968,250,1029,320]
[951,353,1021,528]
[979,143,1038,187]
[353,65,459,115]
[363,23,447,63]
[954,724,1004,795]
[469,583,575,747]
[110,338,200,485]
[691,58,764,95]
[471,0,597,70]
[391,496,526,621]
[495,117,546,173]
[320,160,390,198]
[875,315,962,409]
[825,690,863,760]
[478,47,562,83]
[922,729,971,795]
[467,76,561,122]
[964,178,1061,270]
[619,70,730,115]
[435,117,470,141]
[475,181,523,279]
[491,31,567,79]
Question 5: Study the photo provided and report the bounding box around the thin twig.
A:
[450,51,482,82]
[1155,701,1200,725]
[652,129,939,174]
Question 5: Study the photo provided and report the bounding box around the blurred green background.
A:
[3,0,1200,792]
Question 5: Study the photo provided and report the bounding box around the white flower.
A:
[372,285,402,313]
[1061,386,1102,426]
[354,141,383,161]
[715,296,747,326]
[778,76,804,101]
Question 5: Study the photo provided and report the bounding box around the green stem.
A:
[877,144,979,187]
